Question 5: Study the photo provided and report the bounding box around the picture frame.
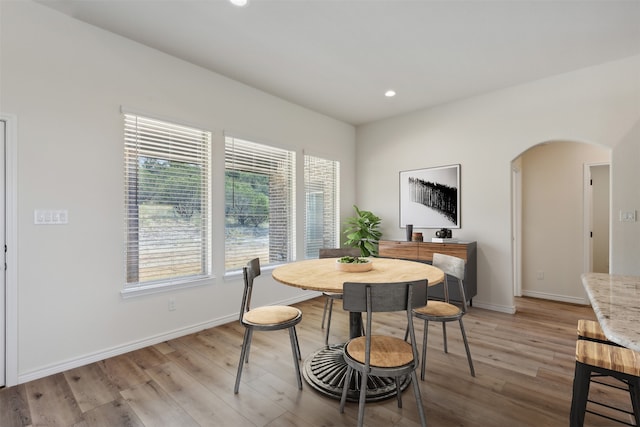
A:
[399,164,461,229]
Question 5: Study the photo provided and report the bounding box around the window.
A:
[124,113,212,290]
[225,136,295,272]
[304,154,340,258]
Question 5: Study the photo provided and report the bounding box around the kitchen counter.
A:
[581,272,640,351]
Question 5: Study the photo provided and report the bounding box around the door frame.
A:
[583,162,610,274]
[511,161,522,297]
[1,114,18,386]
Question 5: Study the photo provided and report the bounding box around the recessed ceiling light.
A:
[229,0,249,7]
[385,90,396,97]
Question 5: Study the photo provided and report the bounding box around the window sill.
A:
[223,263,280,281]
[121,276,213,299]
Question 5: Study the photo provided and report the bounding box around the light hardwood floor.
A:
[1,296,635,426]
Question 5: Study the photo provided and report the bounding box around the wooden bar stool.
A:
[570,339,640,426]
[577,319,612,344]
[577,319,627,393]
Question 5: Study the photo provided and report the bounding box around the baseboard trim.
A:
[18,291,319,384]
[521,290,588,305]
[472,301,516,314]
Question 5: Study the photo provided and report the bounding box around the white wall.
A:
[2,1,639,385]
[519,142,609,303]
[0,2,355,383]
[356,55,640,313]
[611,119,640,275]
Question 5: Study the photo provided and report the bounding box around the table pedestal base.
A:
[302,344,411,402]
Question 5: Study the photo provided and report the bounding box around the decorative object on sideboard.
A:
[406,224,413,241]
[412,232,423,242]
[432,227,458,243]
[399,164,461,229]
[435,228,452,238]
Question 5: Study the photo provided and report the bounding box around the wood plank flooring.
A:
[1,296,636,426]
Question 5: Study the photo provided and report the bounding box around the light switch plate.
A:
[34,209,68,225]
[619,210,637,222]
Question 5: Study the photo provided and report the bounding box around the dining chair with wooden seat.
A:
[412,252,475,379]
[339,279,428,427]
[319,247,361,346]
[234,258,303,394]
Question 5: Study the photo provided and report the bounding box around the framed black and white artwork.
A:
[399,164,461,229]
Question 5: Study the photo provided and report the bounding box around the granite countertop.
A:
[581,272,640,351]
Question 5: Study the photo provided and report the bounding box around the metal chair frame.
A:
[234,258,303,393]
[570,340,640,426]
[319,247,360,346]
[412,252,475,379]
[339,279,428,427]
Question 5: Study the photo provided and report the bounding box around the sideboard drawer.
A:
[378,240,418,260]
[417,242,468,262]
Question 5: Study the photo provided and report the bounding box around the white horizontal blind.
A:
[225,136,295,271]
[304,154,339,259]
[124,114,211,288]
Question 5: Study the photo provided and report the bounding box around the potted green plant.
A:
[343,205,382,257]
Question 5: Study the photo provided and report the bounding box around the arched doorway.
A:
[511,140,610,303]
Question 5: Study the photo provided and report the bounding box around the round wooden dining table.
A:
[272,257,444,401]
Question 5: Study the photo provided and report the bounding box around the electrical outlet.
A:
[168,298,176,311]
[536,271,544,280]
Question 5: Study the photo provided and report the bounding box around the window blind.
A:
[124,114,211,287]
[224,136,295,271]
[304,154,340,259]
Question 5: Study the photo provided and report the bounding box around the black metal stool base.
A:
[302,344,411,402]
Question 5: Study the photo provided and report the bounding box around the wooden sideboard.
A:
[378,240,477,304]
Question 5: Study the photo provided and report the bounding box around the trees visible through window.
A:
[225,136,295,271]
[304,155,339,259]
[124,114,211,289]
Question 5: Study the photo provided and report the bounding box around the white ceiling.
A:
[37,0,640,125]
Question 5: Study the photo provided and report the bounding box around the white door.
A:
[590,164,610,273]
[0,120,5,387]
